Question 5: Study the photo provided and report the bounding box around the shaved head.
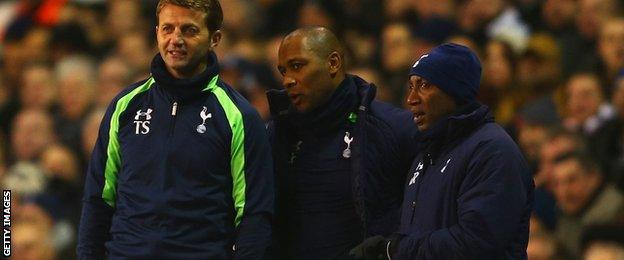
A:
[283,26,344,66]
[277,26,346,112]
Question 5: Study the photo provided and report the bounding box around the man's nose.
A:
[406,88,420,105]
[172,29,184,45]
[282,76,296,89]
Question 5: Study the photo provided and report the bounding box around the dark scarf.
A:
[284,77,359,135]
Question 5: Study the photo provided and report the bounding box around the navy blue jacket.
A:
[77,53,274,259]
[393,103,533,259]
[267,75,418,259]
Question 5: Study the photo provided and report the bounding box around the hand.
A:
[349,235,387,260]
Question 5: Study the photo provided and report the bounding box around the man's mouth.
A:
[413,112,425,124]
[168,50,187,59]
[288,93,303,106]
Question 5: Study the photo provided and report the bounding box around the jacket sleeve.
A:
[232,109,274,260]
[77,104,116,259]
[394,138,534,259]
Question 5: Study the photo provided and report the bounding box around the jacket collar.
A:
[150,52,220,102]
[420,103,493,161]
[267,74,376,135]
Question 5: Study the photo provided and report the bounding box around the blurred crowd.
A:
[0,0,623,259]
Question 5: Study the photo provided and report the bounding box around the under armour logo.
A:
[134,108,153,134]
[135,109,153,120]
[408,162,424,186]
[413,54,429,67]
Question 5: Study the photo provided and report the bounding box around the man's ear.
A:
[328,51,342,76]
[210,30,222,48]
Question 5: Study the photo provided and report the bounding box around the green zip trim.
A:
[102,77,155,207]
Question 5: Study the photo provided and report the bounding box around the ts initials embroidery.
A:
[134,108,153,134]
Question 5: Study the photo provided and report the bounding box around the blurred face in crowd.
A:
[484,40,514,90]
[156,4,221,79]
[565,74,603,124]
[381,23,415,72]
[11,110,55,161]
[542,0,576,30]
[58,72,94,120]
[40,144,79,183]
[406,75,457,131]
[277,33,341,113]
[98,56,130,107]
[12,204,55,260]
[536,133,580,188]
[298,2,334,29]
[20,65,56,110]
[527,232,557,260]
[518,124,549,163]
[584,242,624,260]
[576,0,616,40]
[552,158,600,215]
[598,18,624,72]
[12,222,55,260]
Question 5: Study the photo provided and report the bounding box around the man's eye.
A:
[161,26,173,33]
[185,27,199,35]
[292,63,302,70]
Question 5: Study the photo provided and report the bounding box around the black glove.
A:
[349,235,387,260]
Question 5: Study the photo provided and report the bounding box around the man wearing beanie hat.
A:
[351,43,534,259]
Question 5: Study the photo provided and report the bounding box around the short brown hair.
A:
[156,0,223,32]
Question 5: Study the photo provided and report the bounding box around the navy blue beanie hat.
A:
[409,43,482,105]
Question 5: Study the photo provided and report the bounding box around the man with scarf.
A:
[351,43,534,259]
[77,0,273,259]
[267,26,418,259]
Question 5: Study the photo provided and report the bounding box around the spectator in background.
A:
[534,128,586,231]
[563,73,615,137]
[10,109,56,162]
[115,33,153,77]
[582,224,624,260]
[96,55,133,108]
[479,39,519,127]
[597,17,624,94]
[49,22,92,63]
[552,151,624,258]
[20,63,56,111]
[12,207,56,260]
[380,22,416,106]
[527,225,561,260]
[54,55,96,157]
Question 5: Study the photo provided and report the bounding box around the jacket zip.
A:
[170,101,178,136]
